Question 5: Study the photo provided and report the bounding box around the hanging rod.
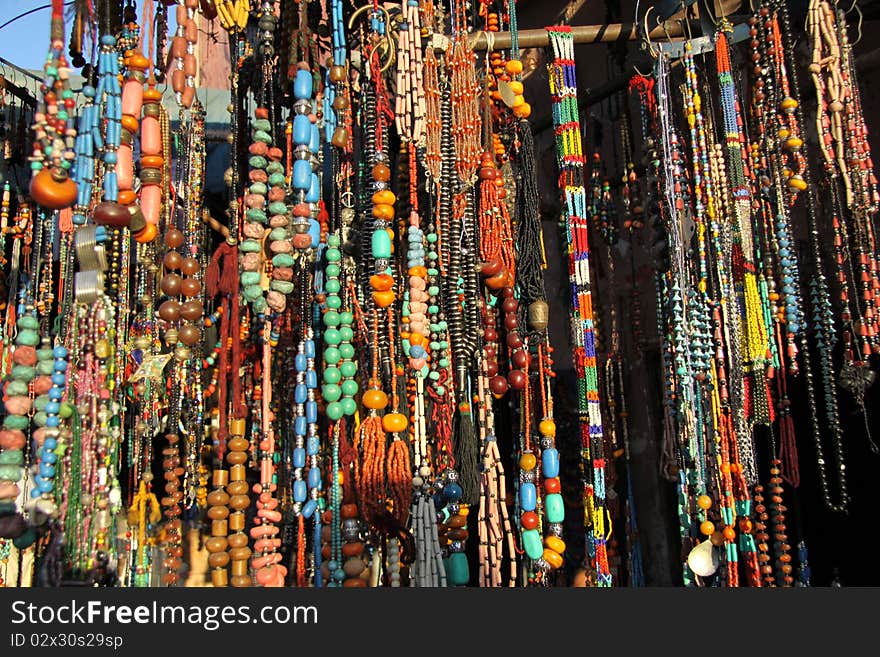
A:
[469,20,691,50]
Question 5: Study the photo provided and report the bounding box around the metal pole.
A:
[469,20,688,50]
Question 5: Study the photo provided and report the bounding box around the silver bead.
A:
[533,557,551,572]
[293,99,311,115]
[546,522,564,537]
[342,518,360,540]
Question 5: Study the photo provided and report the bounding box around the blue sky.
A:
[0,0,60,71]
[0,1,178,73]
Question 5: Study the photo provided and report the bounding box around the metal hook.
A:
[632,63,653,78]
[680,15,693,44]
[643,5,659,59]
[852,0,864,46]
[702,0,719,27]
[379,34,396,73]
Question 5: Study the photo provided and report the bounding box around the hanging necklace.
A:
[778,0,849,513]
[546,25,611,586]
[29,0,78,211]
[171,0,199,109]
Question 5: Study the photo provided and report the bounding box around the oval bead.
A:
[519,482,537,512]
[545,493,565,523]
[447,552,469,586]
[293,480,307,503]
[541,448,560,478]
[293,159,311,190]
[294,69,313,99]
[545,536,566,554]
[5,382,29,397]
[522,528,544,560]
[0,464,22,482]
[293,114,311,145]
[543,548,564,569]
[306,369,317,388]
[371,230,392,259]
[306,175,320,203]
[302,499,318,518]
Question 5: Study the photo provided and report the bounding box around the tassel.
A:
[58,207,74,233]
[386,438,411,525]
[206,240,239,297]
[356,415,387,523]
[454,401,480,505]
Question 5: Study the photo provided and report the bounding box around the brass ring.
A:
[347,3,392,31]
[377,34,396,73]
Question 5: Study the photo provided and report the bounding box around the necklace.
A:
[546,25,610,587]
[171,0,198,109]
[29,0,78,211]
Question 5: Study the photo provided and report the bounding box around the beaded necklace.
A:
[170,0,198,109]
[656,51,710,584]
[395,0,425,144]
[777,0,849,513]
[808,1,880,374]
[29,0,78,212]
[546,26,610,586]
